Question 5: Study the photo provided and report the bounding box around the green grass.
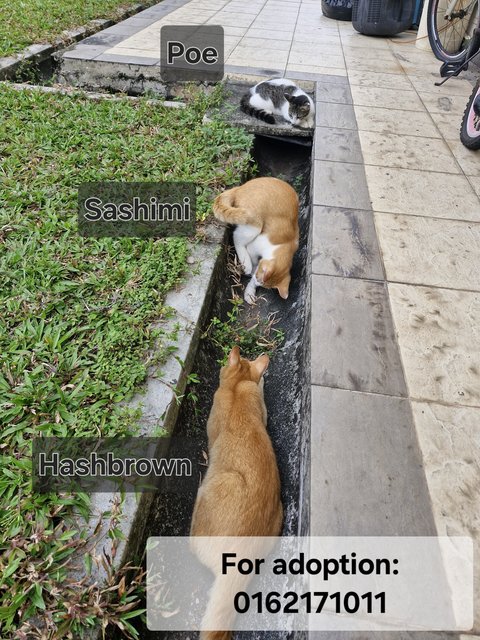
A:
[0,85,253,638]
[0,0,159,57]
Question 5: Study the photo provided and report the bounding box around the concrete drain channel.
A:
[3,43,314,636]
[130,133,312,640]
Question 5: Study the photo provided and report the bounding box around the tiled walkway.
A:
[61,0,480,632]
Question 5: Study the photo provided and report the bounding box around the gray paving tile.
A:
[315,80,352,104]
[312,160,371,209]
[311,275,408,396]
[314,126,362,163]
[286,69,337,81]
[354,104,441,138]
[224,64,284,77]
[389,283,480,407]
[120,16,164,28]
[100,23,154,37]
[350,84,425,111]
[445,137,480,177]
[365,165,480,221]
[81,33,127,46]
[312,73,349,85]
[94,53,159,65]
[310,386,436,535]
[312,206,384,280]
[144,0,190,13]
[62,46,108,60]
[359,130,457,173]
[375,212,480,291]
[315,101,357,129]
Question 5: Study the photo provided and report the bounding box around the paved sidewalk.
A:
[61,0,480,632]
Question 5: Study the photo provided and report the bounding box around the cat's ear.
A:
[259,261,273,283]
[284,93,293,103]
[277,275,291,300]
[228,345,241,367]
[253,353,269,378]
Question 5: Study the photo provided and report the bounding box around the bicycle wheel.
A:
[460,80,480,149]
[427,0,479,62]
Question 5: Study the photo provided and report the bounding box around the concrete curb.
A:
[0,80,185,108]
[75,224,226,639]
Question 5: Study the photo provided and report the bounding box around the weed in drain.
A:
[171,371,201,408]
[202,297,285,365]
[11,58,43,84]
[201,245,285,364]
[291,173,303,191]
[259,170,303,193]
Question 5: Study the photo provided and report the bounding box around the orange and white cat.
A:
[213,177,299,304]
[190,346,283,640]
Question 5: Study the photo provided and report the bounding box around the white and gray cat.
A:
[240,78,315,129]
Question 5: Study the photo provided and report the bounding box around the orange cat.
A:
[213,177,299,304]
[190,346,283,640]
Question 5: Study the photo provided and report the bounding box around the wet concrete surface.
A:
[129,135,312,640]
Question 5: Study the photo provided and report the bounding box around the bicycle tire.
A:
[460,80,480,149]
[427,0,479,62]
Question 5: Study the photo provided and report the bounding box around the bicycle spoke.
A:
[433,0,477,56]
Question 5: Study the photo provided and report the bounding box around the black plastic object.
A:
[352,0,415,36]
[321,0,353,21]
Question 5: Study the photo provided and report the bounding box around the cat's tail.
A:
[200,570,250,640]
[200,631,230,640]
[213,189,262,228]
[240,93,275,124]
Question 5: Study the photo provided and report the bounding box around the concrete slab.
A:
[359,130,458,173]
[311,275,408,396]
[350,83,426,111]
[388,283,480,407]
[311,205,384,280]
[354,104,442,138]
[375,213,480,291]
[315,79,352,104]
[315,101,357,129]
[313,126,363,163]
[310,386,436,535]
[312,160,371,210]
[365,165,480,221]
[413,400,480,628]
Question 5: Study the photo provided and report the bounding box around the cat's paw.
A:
[239,257,253,276]
[244,287,256,305]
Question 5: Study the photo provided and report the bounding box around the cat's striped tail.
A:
[240,93,275,124]
[212,189,261,228]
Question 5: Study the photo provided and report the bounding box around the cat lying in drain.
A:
[240,77,315,129]
[190,346,282,640]
[213,177,299,304]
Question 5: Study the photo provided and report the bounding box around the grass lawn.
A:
[0,85,252,638]
[0,0,157,57]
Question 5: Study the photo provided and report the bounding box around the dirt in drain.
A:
[128,135,312,640]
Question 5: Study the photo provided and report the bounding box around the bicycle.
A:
[427,0,480,148]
